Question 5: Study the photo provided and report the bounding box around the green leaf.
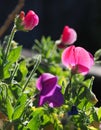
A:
[3,62,12,78]
[17,93,27,105]
[11,84,22,99]
[15,60,28,82]
[12,94,27,120]
[97,107,101,120]
[25,107,44,130]
[85,88,98,105]
[12,104,25,121]
[2,46,22,79]
[94,49,101,61]
[19,60,28,79]
[6,97,14,120]
[89,108,99,122]
[25,117,40,130]
[0,47,3,65]
[7,46,22,63]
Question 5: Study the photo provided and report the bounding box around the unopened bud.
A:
[15,10,39,31]
[86,88,98,104]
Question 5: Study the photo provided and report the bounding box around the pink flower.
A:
[16,10,39,31]
[62,45,94,75]
[57,26,77,48]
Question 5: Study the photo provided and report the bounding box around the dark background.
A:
[0,0,101,106]
[0,0,101,54]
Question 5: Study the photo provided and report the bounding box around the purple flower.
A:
[36,73,64,107]
[68,105,78,116]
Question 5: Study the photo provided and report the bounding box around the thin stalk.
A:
[64,70,74,104]
[22,55,41,92]
[4,26,17,62]
[10,62,19,82]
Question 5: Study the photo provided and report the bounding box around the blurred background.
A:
[0,0,101,54]
[0,0,101,106]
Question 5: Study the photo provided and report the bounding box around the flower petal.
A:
[61,26,77,45]
[39,85,64,107]
[36,73,57,91]
[41,77,57,96]
[75,47,94,72]
[23,10,39,30]
[62,45,76,68]
[62,45,94,75]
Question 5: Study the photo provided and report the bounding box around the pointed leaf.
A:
[7,46,22,63]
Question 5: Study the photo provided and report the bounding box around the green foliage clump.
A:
[0,22,101,130]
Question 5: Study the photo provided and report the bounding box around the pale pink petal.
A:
[62,45,76,68]
[61,45,94,75]
[61,26,77,45]
[89,52,94,67]
[77,64,90,75]
[75,47,94,70]
[67,28,77,45]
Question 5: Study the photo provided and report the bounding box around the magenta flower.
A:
[62,45,94,75]
[57,26,77,48]
[16,10,39,31]
[36,73,64,107]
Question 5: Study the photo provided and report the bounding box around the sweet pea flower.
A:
[57,26,77,48]
[36,73,64,107]
[62,45,94,75]
[15,10,39,31]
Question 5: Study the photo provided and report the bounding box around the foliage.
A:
[0,12,101,130]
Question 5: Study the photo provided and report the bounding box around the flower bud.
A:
[15,10,39,31]
[11,40,18,49]
[86,88,98,104]
[57,26,77,48]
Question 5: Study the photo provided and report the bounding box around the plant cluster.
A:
[0,10,101,130]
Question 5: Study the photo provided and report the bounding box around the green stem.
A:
[64,70,74,103]
[4,26,17,62]
[22,55,41,92]
[10,62,19,82]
